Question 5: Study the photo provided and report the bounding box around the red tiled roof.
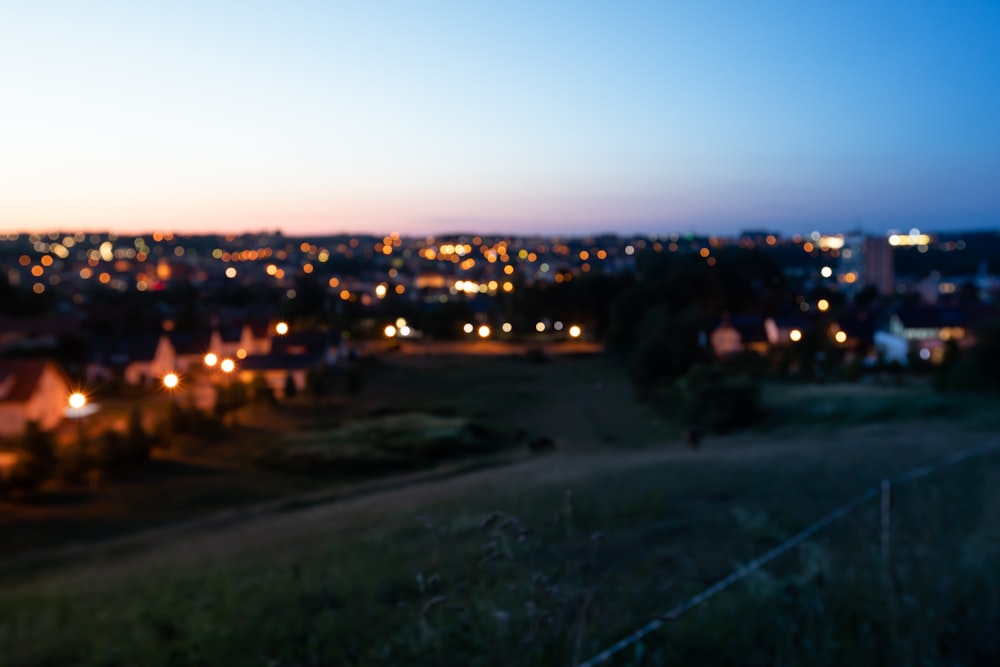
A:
[0,359,56,403]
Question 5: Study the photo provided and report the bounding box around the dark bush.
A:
[654,364,763,434]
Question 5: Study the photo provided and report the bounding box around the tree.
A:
[13,420,56,491]
[125,406,151,462]
[284,372,298,400]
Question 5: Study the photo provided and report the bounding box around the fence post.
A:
[880,478,891,565]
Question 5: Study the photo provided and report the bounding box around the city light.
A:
[384,324,397,338]
[204,352,218,367]
[789,329,803,342]
[820,266,833,278]
[568,325,582,338]
[834,330,847,344]
[463,323,474,334]
[535,321,546,332]
[889,230,932,246]
[163,372,179,389]
[275,321,289,335]
[68,392,87,410]
[817,299,830,312]
[220,358,235,373]
[399,325,411,337]
[501,322,513,333]
[477,325,491,338]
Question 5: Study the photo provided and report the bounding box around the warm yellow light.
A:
[502,322,513,333]
[477,325,491,338]
[375,284,387,298]
[817,299,830,312]
[395,317,407,328]
[834,331,847,344]
[568,325,582,338]
[220,358,235,373]
[236,348,248,359]
[163,373,179,389]
[68,392,87,409]
[275,321,289,336]
[789,329,803,342]
[535,321,546,333]
[384,324,397,338]
[225,267,237,279]
[204,352,218,367]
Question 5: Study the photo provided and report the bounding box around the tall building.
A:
[841,234,894,296]
[864,236,895,296]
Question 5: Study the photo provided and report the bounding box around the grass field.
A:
[2,354,999,666]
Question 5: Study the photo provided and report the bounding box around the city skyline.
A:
[2,2,999,237]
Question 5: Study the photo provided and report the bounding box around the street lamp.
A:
[68,392,88,445]
[163,372,179,390]
[568,325,582,339]
[204,352,218,368]
[68,392,87,411]
[275,321,289,336]
[220,358,235,374]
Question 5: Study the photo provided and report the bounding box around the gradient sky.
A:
[2,1,998,237]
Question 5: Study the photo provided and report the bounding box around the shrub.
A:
[655,364,763,434]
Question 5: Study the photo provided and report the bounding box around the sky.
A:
[1,1,999,237]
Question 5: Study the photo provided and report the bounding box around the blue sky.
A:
[1,1,998,236]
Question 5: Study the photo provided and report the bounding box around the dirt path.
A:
[8,418,986,587]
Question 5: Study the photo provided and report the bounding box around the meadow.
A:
[2,352,999,666]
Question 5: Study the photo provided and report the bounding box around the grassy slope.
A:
[3,359,999,666]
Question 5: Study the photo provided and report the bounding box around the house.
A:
[167,330,213,373]
[237,353,319,399]
[209,326,244,361]
[235,330,341,398]
[240,321,272,356]
[885,304,997,362]
[0,359,73,437]
[86,334,177,387]
[709,315,771,357]
[767,315,810,345]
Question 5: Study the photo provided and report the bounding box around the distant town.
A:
[1,226,999,443]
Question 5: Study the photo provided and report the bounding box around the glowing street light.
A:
[204,352,218,368]
[275,321,289,336]
[463,323,474,334]
[568,325,582,339]
[817,299,830,312]
[789,329,803,342]
[834,330,848,344]
[384,324,398,338]
[68,392,87,410]
[220,358,235,374]
[163,372,179,389]
[477,324,491,339]
[535,321,546,333]
[501,322,513,333]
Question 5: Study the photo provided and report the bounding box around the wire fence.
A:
[578,436,1000,667]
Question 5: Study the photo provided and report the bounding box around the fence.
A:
[578,436,1000,667]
